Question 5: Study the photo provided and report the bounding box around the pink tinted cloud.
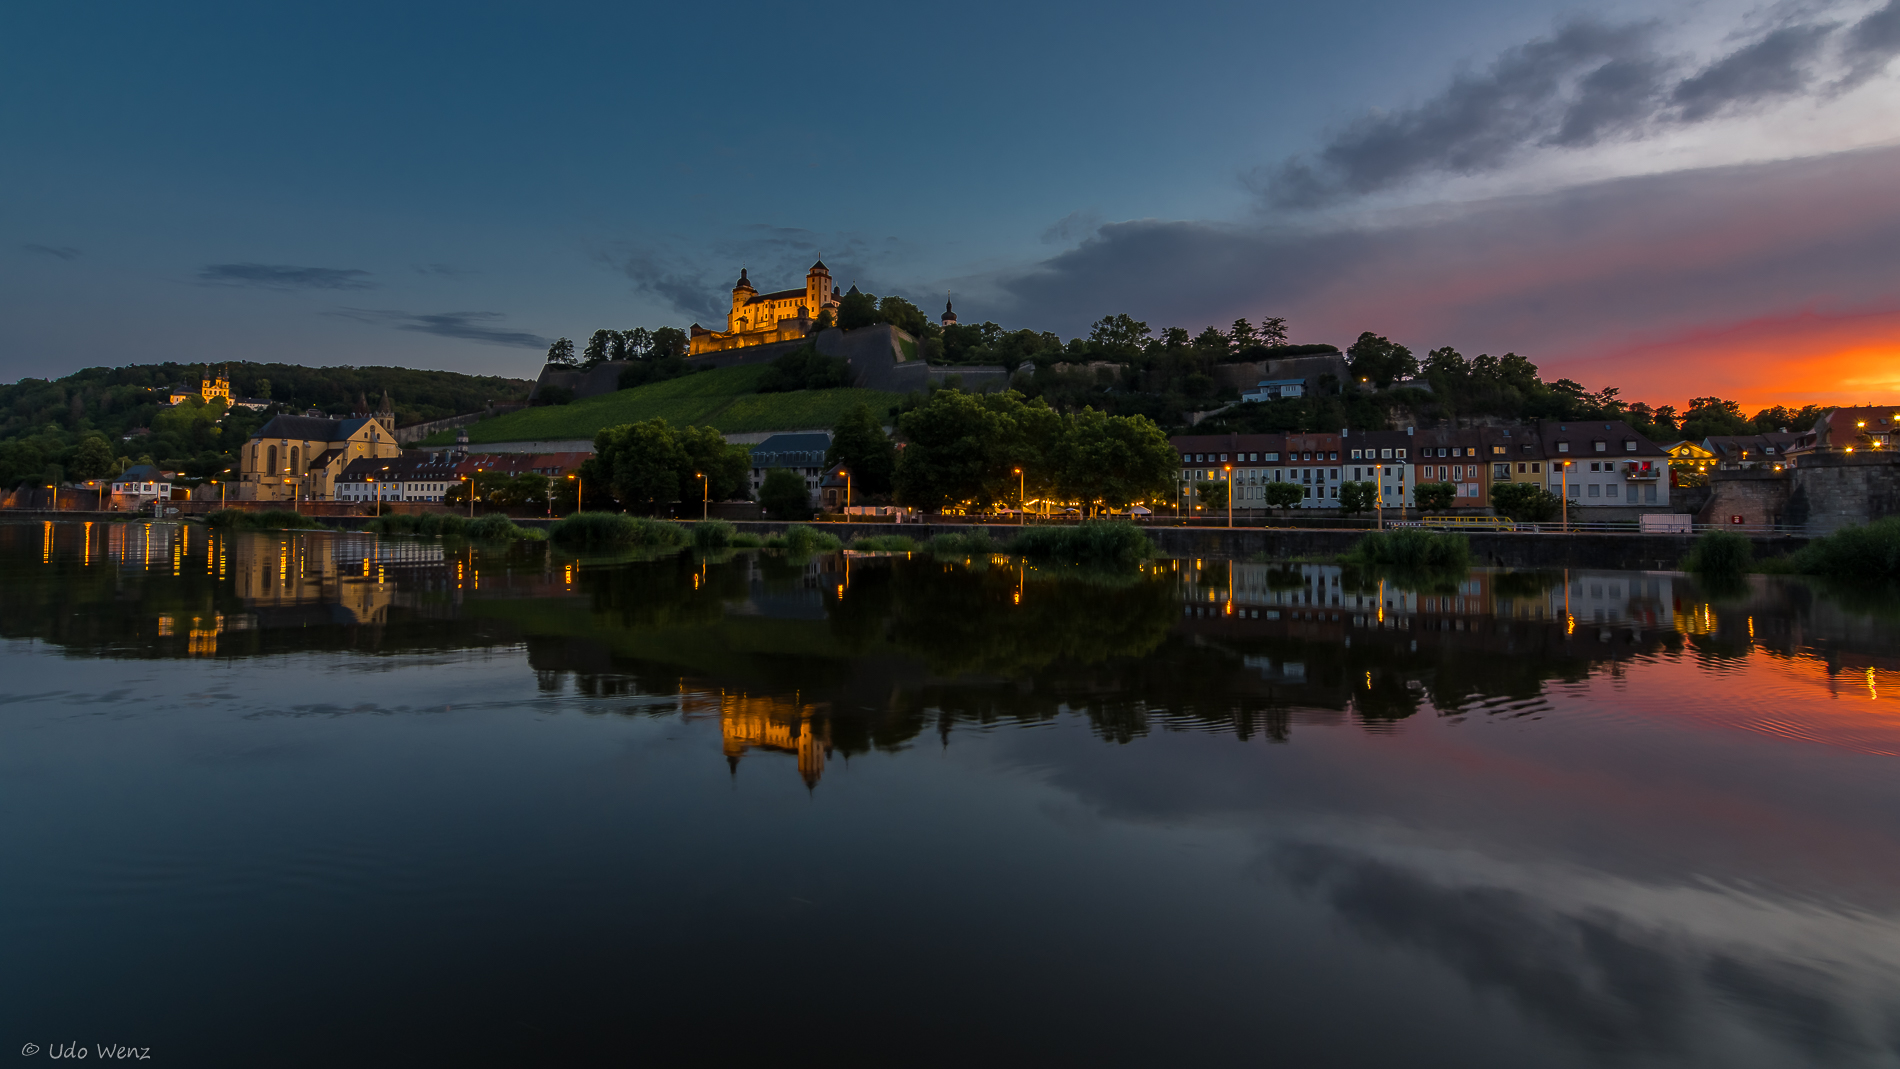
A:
[1000,144,1900,411]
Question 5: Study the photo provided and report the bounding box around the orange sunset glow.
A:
[1555,306,1900,413]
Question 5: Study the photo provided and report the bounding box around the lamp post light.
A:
[1558,461,1570,532]
[469,468,482,518]
[840,469,851,513]
[696,472,708,520]
[47,484,56,511]
[566,473,580,516]
[1014,467,1023,524]
[368,476,379,518]
[1224,463,1233,528]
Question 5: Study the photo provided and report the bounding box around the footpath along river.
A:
[2,519,1898,1067]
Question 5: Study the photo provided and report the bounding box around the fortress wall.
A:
[1786,452,1900,534]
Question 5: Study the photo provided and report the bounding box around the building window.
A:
[1606,484,1619,499]
[1532,463,1541,473]
[1624,440,1637,451]
[1588,483,1601,497]
[1594,440,1607,452]
[1396,449,1407,458]
[1568,484,1580,498]
[1645,485,1658,503]
[1380,449,1392,459]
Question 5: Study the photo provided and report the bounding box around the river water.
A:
[3,520,1898,1067]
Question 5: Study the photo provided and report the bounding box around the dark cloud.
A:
[988,145,1900,357]
[23,243,82,260]
[1041,209,1104,245]
[1259,10,1881,208]
[1838,0,1900,88]
[1671,22,1834,121]
[1257,20,1665,207]
[328,309,548,348]
[414,263,475,278]
[604,227,915,323]
[199,263,376,290]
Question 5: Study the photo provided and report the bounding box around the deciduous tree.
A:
[826,403,895,496]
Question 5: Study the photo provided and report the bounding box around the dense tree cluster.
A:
[890,389,1176,513]
[756,344,849,393]
[585,419,750,516]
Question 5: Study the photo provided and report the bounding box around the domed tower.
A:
[804,261,833,318]
[941,297,957,330]
[728,268,756,332]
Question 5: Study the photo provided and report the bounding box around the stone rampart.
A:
[1780,452,1900,533]
[1699,469,1793,528]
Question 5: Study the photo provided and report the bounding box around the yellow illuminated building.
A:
[718,693,831,787]
[688,262,839,355]
[167,366,231,406]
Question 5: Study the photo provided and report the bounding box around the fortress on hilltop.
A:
[688,261,840,355]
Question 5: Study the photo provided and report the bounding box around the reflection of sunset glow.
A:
[1526,650,1900,758]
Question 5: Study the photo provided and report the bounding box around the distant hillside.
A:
[0,362,532,487]
[422,364,901,445]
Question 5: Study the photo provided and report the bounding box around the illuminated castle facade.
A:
[688,262,840,355]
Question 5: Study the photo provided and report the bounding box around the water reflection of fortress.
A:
[709,694,831,787]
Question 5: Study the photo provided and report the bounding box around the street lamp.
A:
[368,475,378,518]
[696,472,708,520]
[840,469,851,513]
[1014,467,1023,525]
[1558,461,1570,531]
[468,468,482,518]
[1224,463,1233,528]
[566,473,580,516]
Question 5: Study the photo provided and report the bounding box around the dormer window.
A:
[1557,442,1570,452]
[1624,440,1636,451]
[1593,440,1607,452]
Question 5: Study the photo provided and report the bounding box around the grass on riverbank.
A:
[364,513,545,541]
[420,363,902,445]
[1009,522,1157,568]
[1788,517,1900,582]
[549,512,687,549]
[1345,527,1471,570]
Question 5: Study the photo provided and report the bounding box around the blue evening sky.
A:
[4,0,1897,403]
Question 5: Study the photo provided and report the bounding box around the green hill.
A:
[423,364,902,445]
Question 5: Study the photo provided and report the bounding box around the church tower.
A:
[941,297,957,330]
[200,365,231,404]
